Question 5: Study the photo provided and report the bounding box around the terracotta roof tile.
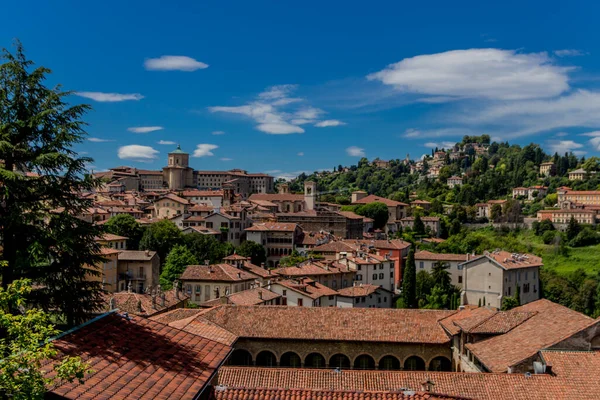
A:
[337,284,386,297]
[44,312,232,399]
[117,250,157,261]
[198,305,454,343]
[274,278,338,300]
[180,264,259,282]
[216,286,281,306]
[246,222,298,232]
[102,289,189,317]
[466,299,595,372]
[470,251,543,270]
[168,312,238,346]
[209,387,464,400]
[150,308,203,324]
[415,251,468,262]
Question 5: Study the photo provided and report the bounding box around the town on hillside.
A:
[3,7,600,399]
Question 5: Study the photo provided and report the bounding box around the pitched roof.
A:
[117,250,158,261]
[245,222,298,232]
[150,308,204,324]
[198,305,454,343]
[467,251,543,270]
[209,387,464,400]
[466,299,595,372]
[311,241,357,253]
[222,254,249,261]
[439,306,496,336]
[182,190,224,197]
[102,289,189,317]
[352,194,408,207]
[167,310,238,346]
[272,262,337,277]
[336,284,386,297]
[249,193,304,202]
[337,211,366,220]
[180,264,259,282]
[274,278,338,300]
[414,251,468,262]
[44,312,232,400]
[214,286,281,306]
[215,367,564,400]
[240,262,278,278]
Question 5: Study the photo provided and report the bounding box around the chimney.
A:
[151,294,156,309]
[161,293,166,307]
[137,299,142,313]
[145,249,150,257]
[258,291,263,300]
[109,297,115,310]
[261,262,266,269]
[237,272,242,279]
[421,379,434,393]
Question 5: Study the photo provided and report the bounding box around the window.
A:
[332,280,337,288]
[372,274,377,280]
[525,271,528,280]
[329,295,334,300]
[357,265,361,271]
[379,273,384,279]
[458,276,463,284]
[457,264,463,270]
[361,297,366,303]
[378,297,381,303]
[355,298,360,304]
[283,290,287,296]
[343,279,348,287]
[186,284,192,295]
[204,285,210,301]
[379,264,384,270]
[195,285,201,293]
[508,286,511,296]
[419,262,424,269]
[298,298,303,307]
[323,280,328,287]
[390,271,394,278]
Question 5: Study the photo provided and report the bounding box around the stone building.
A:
[163,145,195,190]
[539,162,555,177]
[459,250,541,309]
[116,250,160,293]
[246,222,303,267]
[269,278,338,307]
[336,284,394,308]
[399,216,441,236]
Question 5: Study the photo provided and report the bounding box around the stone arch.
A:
[353,354,376,370]
[592,335,600,350]
[280,351,302,368]
[305,352,326,368]
[378,355,401,370]
[329,353,351,369]
[227,349,252,366]
[403,355,426,371]
[256,350,277,367]
[428,356,452,372]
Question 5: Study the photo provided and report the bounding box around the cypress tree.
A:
[0,41,104,326]
[515,284,521,306]
[401,248,417,308]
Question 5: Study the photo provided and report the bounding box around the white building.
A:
[336,284,393,308]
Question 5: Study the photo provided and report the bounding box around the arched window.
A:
[404,356,426,371]
[305,353,326,368]
[429,356,452,371]
[329,354,351,369]
[227,349,252,366]
[280,352,302,368]
[379,355,401,370]
[256,351,277,367]
[353,354,375,370]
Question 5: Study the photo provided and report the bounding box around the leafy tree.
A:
[431,262,452,291]
[139,219,182,263]
[182,233,233,264]
[570,227,600,247]
[355,202,389,229]
[104,214,144,249]
[236,241,267,265]
[490,204,503,223]
[416,270,435,307]
[159,245,198,289]
[0,41,105,325]
[542,230,558,245]
[571,278,597,316]
[413,214,426,236]
[401,248,417,308]
[544,193,558,207]
[0,278,89,399]
[566,216,582,241]
[501,296,519,311]
[423,286,449,309]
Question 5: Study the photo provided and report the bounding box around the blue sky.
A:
[2,0,600,179]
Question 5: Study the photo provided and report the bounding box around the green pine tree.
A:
[401,248,417,308]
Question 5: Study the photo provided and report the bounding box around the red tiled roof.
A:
[249,193,304,202]
[180,264,259,282]
[102,289,189,317]
[168,311,238,346]
[117,250,157,261]
[466,299,595,372]
[352,194,408,207]
[246,222,298,232]
[473,250,543,270]
[44,312,232,399]
[439,306,496,336]
[182,190,224,197]
[216,286,281,306]
[189,204,214,212]
[272,262,337,277]
[311,241,357,253]
[215,367,564,400]
[198,305,454,343]
[159,193,191,204]
[241,262,278,278]
[469,311,537,334]
[336,284,385,297]
[337,211,365,220]
[209,387,464,400]
[274,278,338,300]
[414,251,468,262]
[222,254,249,261]
[150,308,203,324]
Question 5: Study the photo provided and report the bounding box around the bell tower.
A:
[304,181,317,211]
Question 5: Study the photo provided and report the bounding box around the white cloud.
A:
[368,49,571,101]
[315,119,346,127]
[297,152,304,156]
[555,132,569,137]
[546,140,585,155]
[76,92,144,102]
[220,157,232,161]
[118,145,159,161]
[158,140,176,145]
[580,131,600,137]
[554,49,585,57]
[212,130,225,135]
[88,137,114,142]
[265,170,282,174]
[461,90,600,137]
[424,141,455,149]
[127,126,163,133]
[144,55,208,71]
[346,146,365,157]
[209,85,341,135]
[193,144,218,157]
